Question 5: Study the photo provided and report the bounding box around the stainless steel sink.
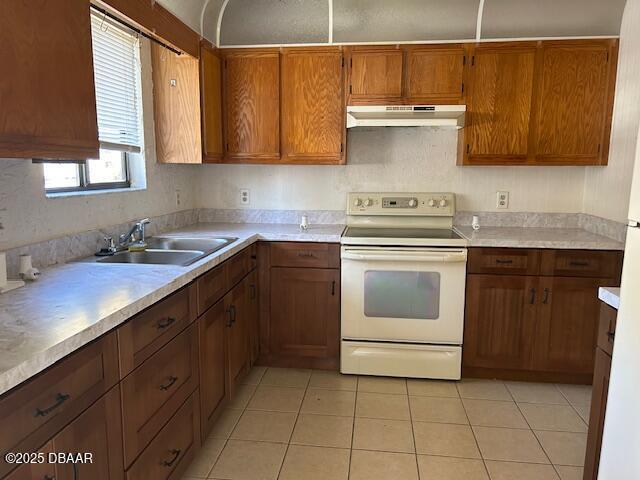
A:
[94,236,237,266]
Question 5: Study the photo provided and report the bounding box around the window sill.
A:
[46,186,146,199]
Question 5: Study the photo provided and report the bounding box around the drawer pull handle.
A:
[44,476,56,480]
[569,261,589,267]
[495,259,513,265]
[331,280,336,296]
[159,376,178,391]
[162,449,181,467]
[156,317,177,330]
[34,393,70,417]
[607,331,615,342]
[226,305,237,327]
[298,252,315,258]
[529,288,536,305]
[542,288,550,304]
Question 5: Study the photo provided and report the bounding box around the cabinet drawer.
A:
[597,303,617,356]
[227,247,252,286]
[468,248,540,275]
[270,242,340,269]
[540,250,623,278]
[119,285,197,377]
[126,391,200,480]
[121,324,199,467]
[0,333,119,478]
[197,262,228,316]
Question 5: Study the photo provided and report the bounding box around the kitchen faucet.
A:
[102,218,151,254]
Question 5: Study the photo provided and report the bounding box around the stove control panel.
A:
[347,192,456,216]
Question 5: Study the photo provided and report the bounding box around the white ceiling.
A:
[156,0,627,47]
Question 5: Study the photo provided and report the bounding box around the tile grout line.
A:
[458,384,493,479]
[347,375,359,480]
[404,378,422,480]
[274,370,311,480]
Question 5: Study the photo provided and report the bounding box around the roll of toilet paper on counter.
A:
[0,253,7,288]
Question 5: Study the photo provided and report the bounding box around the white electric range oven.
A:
[340,192,468,380]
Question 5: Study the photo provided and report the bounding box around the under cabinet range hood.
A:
[346,105,466,129]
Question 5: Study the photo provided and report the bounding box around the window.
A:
[44,14,142,193]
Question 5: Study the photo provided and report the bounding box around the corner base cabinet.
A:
[463,248,622,383]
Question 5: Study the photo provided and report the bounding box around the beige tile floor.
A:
[182,367,591,480]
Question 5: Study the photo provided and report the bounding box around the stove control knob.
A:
[428,199,436,207]
[408,198,418,208]
[365,198,374,207]
[354,197,363,207]
[439,199,448,208]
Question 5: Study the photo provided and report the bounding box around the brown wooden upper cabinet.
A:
[461,39,618,166]
[200,42,224,162]
[464,43,537,164]
[223,49,280,163]
[281,48,345,164]
[0,0,99,160]
[151,44,202,164]
[346,44,466,105]
[532,40,617,165]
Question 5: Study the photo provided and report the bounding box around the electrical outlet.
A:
[240,189,250,205]
[496,191,509,209]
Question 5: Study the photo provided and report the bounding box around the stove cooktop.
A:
[341,226,467,247]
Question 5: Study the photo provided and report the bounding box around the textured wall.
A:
[0,40,199,251]
[155,0,207,34]
[197,127,586,213]
[583,0,640,223]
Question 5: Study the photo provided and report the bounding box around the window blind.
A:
[91,14,141,152]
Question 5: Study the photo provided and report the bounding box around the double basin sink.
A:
[96,236,237,266]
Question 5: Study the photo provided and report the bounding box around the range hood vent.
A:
[346,105,466,129]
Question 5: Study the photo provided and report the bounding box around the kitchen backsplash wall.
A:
[0,39,200,252]
[583,0,640,224]
[198,127,588,213]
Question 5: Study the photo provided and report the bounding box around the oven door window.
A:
[364,270,440,319]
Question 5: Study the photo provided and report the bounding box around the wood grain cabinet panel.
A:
[463,275,537,371]
[227,277,251,391]
[0,0,99,159]
[584,347,612,480]
[468,248,540,275]
[3,444,56,480]
[281,48,345,164]
[223,50,280,162]
[151,44,202,164]
[52,386,124,480]
[532,41,617,165]
[270,242,340,269]
[121,325,199,467]
[405,46,466,104]
[270,267,340,362]
[200,42,224,162]
[348,47,404,103]
[539,249,623,279]
[534,276,604,374]
[464,44,536,164]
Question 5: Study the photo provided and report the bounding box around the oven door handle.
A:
[341,250,467,263]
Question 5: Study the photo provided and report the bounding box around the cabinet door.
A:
[404,46,465,104]
[4,444,57,480]
[53,386,124,480]
[270,268,340,361]
[465,44,536,164]
[0,0,99,159]
[151,44,202,164]
[198,295,229,439]
[281,48,345,164]
[463,275,538,370]
[532,40,617,165]
[584,348,612,480]
[201,43,224,162]
[534,277,604,374]
[348,47,403,103]
[224,50,280,162]
[227,276,250,389]
[247,271,260,365]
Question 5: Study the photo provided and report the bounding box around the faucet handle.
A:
[138,218,151,226]
[103,236,116,253]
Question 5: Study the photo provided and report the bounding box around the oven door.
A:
[341,246,467,344]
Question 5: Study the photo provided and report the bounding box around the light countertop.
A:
[456,226,625,251]
[599,287,621,310]
[0,223,344,396]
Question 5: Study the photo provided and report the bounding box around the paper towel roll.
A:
[0,253,7,288]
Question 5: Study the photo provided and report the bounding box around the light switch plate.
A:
[497,191,509,209]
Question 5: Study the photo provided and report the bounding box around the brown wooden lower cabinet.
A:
[584,303,617,480]
[463,248,621,383]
